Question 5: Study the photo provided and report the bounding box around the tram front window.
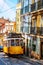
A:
[11,39,23,46]
[11,39,19,46]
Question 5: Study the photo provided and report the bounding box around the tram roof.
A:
[7,33,22,38]
[4,38,23,40]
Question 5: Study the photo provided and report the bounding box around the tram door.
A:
[41,42,43,59]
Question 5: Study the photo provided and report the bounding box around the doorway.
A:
[41,42,43,59]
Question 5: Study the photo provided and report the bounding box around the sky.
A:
[0,0,17,21]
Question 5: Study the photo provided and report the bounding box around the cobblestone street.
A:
[0,0,43,65]
[0,52,43,65]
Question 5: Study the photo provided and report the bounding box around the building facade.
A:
[30,0,43,59]
[5,22,16,33]
[0,18,9,46]
[0,18,16,46]
[17,0,43,59]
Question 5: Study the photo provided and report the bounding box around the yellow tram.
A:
[3,33,24,55]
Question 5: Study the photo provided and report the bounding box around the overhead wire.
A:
[0,5,16,13]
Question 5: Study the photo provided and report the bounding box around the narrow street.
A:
[0,52,42,65]
[0,0,43,65]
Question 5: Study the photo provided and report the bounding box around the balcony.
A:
[31,0,43,12]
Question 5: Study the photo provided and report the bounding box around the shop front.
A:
[22,33,43,59]
[30,36,41,59]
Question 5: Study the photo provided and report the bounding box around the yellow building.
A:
[16,3,22,33]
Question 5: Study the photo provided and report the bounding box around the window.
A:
[11,40,14,46]
[32,19,36,27]
[32,37,36,51]
[24,0,28,7]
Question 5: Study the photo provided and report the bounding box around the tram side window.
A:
[20,40,24,47]
[11,39,19,46]
[11,40,14,46]
[16,39,19,46]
